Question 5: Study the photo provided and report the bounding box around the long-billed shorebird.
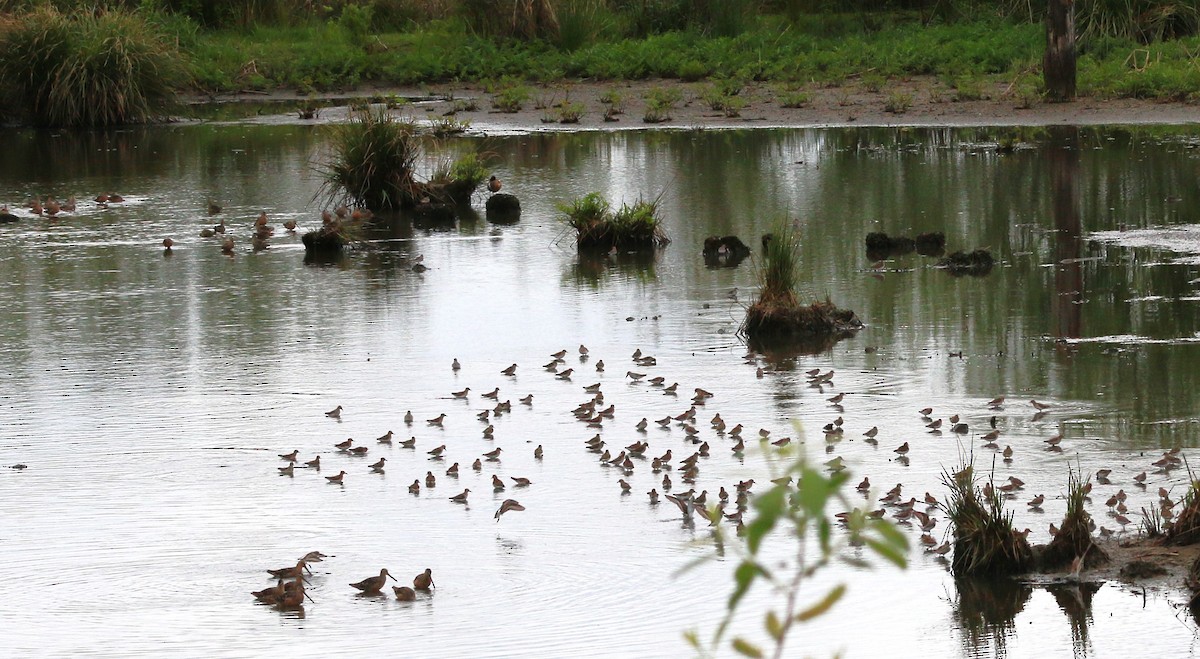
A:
[350,569,396,593]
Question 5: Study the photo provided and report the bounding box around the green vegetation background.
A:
[2,0,1199,124]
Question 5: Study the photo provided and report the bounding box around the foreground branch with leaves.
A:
[685,424,908,658]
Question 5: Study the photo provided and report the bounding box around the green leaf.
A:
[871,517,910,552]
[732,637,764,658]
[729,560,763,611]
[865,537,908,569]
[766,610,783,640]
[796,466,833,518]
[747,486,786,553]
[683,629,700,650]
[795,584,846,622]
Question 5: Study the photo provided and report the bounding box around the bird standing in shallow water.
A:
[350,569,396,593]
[414,568,434,591]
[393,586,416,601]
[488,175,502,193]
[325,405,342,418]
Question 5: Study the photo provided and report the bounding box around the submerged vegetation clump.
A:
[558,192,669,252]
[941,464,1034,577]
[742,223,861,342]
[938,249,995,276]
[0,7,185,127]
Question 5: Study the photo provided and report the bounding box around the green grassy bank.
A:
[2,2,1200,127]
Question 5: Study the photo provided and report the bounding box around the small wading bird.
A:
[350,569,396,594]
[488,175,502,193]
[495,499,525,521]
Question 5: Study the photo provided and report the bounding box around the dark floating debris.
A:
[865,232,914,260]
[938,249,995,276]
[702,235,750,268]
[914,232,946,257]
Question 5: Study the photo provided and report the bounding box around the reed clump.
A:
[941,464,1033,577]
[742,224,861,341]
[558,192,669,252]
[429,152,489,204]
[1165,479,1200,546]
[1038,470,1108,570]
[0,7,185,128]
[320,107,421,210]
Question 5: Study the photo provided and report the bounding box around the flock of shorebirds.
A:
[251,551,436,608]
[261,343,1190,612]
[1,196,382,257]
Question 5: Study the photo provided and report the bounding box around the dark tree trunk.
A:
[1044,0,1077,101]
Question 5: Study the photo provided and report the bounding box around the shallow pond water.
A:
[2,121,1200,657]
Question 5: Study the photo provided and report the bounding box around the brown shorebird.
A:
[449,489,469,503]
[534,445,543,459]
[369,458,386,472]
[325,470,347,484]
[452,358,461,371]
[393,586,417,601]
[511,476,532,487]
[894,442,910,456]
[488,175,502,193]
[1031,399,1051,411]
[483,448,502,460]
[279,450,298,462]
[451,388,470,399]
[304,456,320,469]
[520,394,534,405]
[334,438,353,451]
[162,238,174,251]
[495,499,525,521]
[426,471,436,488]
[414,569,434,591]
[268,560,309,578]
[377,431,394,444]
[408,480,420,494]
[348,446,369,456]
[350,569,396,593]
[427,414,446,426]
[492,475,506,491]
[325,405,343,418]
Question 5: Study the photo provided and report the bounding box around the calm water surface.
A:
[1,120,1200,657]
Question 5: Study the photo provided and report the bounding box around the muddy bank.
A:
[186,77,1200,131]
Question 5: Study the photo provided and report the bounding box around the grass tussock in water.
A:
[0,7,185,127]
[320,107,421,211]
[941,464,1033,577]
[1038,470,1108,570]
[741,223,861,341]
[320,108,491,210]
[558,192,669,252]
[1165,479,1200,546]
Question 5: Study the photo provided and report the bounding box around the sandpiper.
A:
[326,470,347,484]
[279,450,298,462]
[449,489,470,503]
[325,405,343,418]
[426,471,437,487]
[377,431,394,444]
[495,499,525,521]
[350,569,396,594]
[427,414,446,426]
[501,364,517,376]
[393,586,417,601]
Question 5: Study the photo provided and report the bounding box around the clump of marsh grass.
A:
[0,7,185,127]
[940,463,1033,577]
[1164,478,1200,546]
[429,152,490,204]
[558,191,669,253]
[1039,470,1108,571]
[319,107,421,211]
[740,223,861,341]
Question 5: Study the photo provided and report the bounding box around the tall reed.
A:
[319,107,421,211]
[0,7,185,127]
